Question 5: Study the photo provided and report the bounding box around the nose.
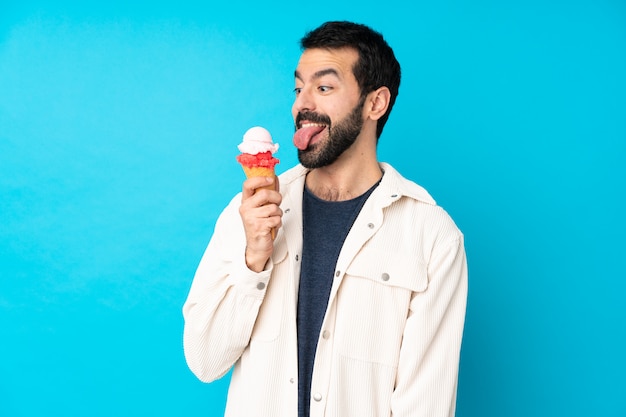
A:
[293,87,314,114]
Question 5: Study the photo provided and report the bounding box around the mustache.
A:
[295,111,331,129]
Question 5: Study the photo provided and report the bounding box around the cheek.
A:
[328,96,356,119]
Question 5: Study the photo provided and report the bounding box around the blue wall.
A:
[1,1,624,416]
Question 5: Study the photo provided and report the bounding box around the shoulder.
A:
[378,163,436,205]
[278,164,308,185]
[378,163,463,242]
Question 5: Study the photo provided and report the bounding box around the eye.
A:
[318,86,332,93]
[293,87,302,95]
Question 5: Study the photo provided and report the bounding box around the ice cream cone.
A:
[236,127,280,239]
[242,165,275,179]
[242,165,276,191]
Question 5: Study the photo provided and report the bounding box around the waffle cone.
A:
[242,166,275,179]
[242,166,276,191]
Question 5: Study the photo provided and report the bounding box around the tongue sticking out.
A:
[293,125,326,150]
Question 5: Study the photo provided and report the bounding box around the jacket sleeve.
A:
[182,195,272,382]
[390,234,468,417]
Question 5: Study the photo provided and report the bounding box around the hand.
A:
[239,176,282,272]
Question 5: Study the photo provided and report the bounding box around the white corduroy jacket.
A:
[183,163,468,417]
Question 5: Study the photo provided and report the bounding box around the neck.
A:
[305,154,382,202]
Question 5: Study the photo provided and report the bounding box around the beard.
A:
[296,96,366,169]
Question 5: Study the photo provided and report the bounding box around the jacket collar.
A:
[377,162,436,205]
[279,162,436,206]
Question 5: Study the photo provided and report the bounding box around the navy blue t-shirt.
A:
[297,180,379,417]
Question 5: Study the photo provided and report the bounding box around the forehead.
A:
[295,47,359,81]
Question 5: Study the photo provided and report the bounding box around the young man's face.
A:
[292,47,366,169]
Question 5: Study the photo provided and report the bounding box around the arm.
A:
[182,176,282,382]
[391,235,468,417]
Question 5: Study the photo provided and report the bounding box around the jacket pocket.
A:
[335,254,428,366]
[344,253,428,292]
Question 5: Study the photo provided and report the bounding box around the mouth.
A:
[293,122,328,150]
[298,121,326,129]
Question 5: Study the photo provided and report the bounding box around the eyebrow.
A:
[294,68,340,81]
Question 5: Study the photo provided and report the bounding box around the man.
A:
[183,21,468,417]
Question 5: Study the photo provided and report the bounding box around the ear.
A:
[365,86,391,121]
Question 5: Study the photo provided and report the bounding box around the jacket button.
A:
[335,270,340,277]
[367,223,374,229]
[313,392,322,401]
[257,282,266,290]
[381,273,390,281]
[322,330,330,339]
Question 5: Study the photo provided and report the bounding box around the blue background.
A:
[1,1,624,416]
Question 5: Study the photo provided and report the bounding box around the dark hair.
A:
[300,21,401,139]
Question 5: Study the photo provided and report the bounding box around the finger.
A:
[246,190,282,211]
[242,176,275,200]
[240,209,281,246]
[239,198,283,230]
